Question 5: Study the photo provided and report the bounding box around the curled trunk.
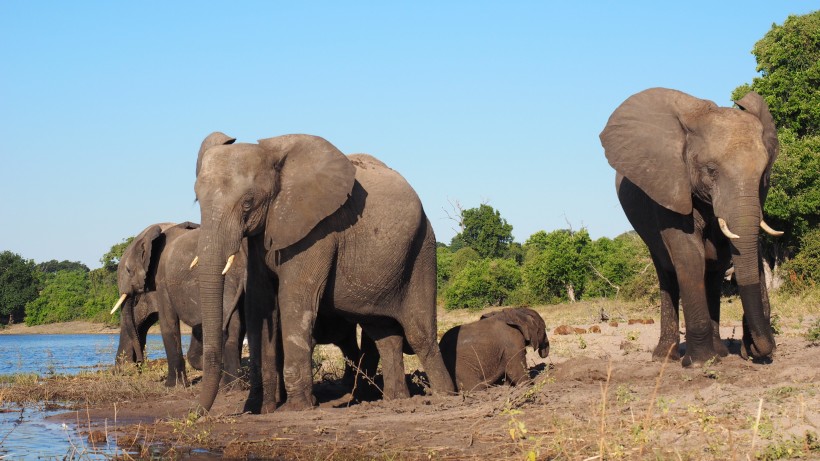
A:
[116,298,143,365]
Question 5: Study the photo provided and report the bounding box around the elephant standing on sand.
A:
[193,132,454,413]
[600,88,781,366]
[112,222,246,387]
[439,307,549,392]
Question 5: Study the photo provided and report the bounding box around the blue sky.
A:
[1,2,816,269]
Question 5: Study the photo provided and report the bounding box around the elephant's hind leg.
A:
[362,322,410,400]
[653,264,681,362]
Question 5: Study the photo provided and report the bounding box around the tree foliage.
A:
[0,251,39,324]
[37,260,89,274]
[100,237,134,272]
[732,11,820,137]
[24,270,90,325]
[763,130,820,257]
[444,259,521,310]
[781,228,820,292]
[522,229,592,303]
[453,204,514,259]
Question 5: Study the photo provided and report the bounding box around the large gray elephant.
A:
[439,307,549,392]
[600,88,781,367]
[193,132,454,413]
[112,222,246,387]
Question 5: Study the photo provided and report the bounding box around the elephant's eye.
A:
[241,197,253,211]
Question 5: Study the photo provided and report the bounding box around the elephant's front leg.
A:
[705,270,729,357]
[220,308,243,389]
[673,246,717,367]
[278,295,319,410]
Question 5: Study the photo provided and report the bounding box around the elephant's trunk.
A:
[116,297,143,365]
[196,214,241,413]
[722,195,775,359]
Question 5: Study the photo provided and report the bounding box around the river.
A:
[0,334,188,459]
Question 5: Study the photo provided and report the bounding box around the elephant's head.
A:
[112,224,165,365]
[193,132,356,412]
[600,88,779,359]
[481,308,549,358]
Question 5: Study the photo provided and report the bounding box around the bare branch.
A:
[588,262,620,297]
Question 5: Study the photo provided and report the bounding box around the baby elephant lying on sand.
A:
[439,307,549,392]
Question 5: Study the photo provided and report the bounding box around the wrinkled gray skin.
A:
[600,88,779,367]
[114,222,246,387]
[439,307,549,392]
[194,133,454,413]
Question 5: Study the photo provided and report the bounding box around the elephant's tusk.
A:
[718,218,740,239]
[190,256,199,270]
[222,254,235,275]
[760,220,784,237]
[111,293,127,315]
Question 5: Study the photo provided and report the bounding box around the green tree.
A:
[732,11,820,137]
[25,270,90,325]
[585,232,654,300]
[100,237,134,272]
[444,259,522,310]
[37,260,89,274]
[522,229,592,303]
[436,246,454,293]
[781,228,820,292]
[762,130,820,258]
[455,204,514,259]
[0,251,39,324]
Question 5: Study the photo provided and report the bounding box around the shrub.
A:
[444,259,521,310]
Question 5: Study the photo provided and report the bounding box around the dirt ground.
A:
[41,302,820,460]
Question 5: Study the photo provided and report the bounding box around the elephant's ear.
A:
[196,132,236,177]
[600,88,716,215]
[258,135,356,251]
[481,309,538,346]
[123,224,164,290]
[734,92,779,184]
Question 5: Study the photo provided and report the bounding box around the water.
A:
[0,334,189,460]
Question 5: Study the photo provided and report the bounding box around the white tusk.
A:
[718,218,740,239]
[190,256,199,270]
[222,254,236,275]
[111,293,127,315]
[760,220,784,237]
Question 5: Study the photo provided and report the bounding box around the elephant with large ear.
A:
[600,88,781,367]
[194,133,454,413]
[112,222,246,388]
[438,307,549,392]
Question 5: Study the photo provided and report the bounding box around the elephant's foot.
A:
[652,342,680,362]
[713,335,730,358]
[382,381,411,400]
[680,347,720,368]
[278,394,317,411]
[165,372,189,388]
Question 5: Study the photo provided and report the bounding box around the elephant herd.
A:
[111,87,781,414]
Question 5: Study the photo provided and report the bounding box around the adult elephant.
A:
[600,88,781,367]
[194,132,454,413]
[112,222,246,387]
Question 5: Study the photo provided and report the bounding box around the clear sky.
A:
[1,2,816,269]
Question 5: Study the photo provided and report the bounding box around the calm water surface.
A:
[0,334,189,460]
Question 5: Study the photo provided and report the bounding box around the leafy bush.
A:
[444,259,521,310]
[0,251,39,324]
[25,270,90,325]
[522,229,591,303]
[782,228,820,293]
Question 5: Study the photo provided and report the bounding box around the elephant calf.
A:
[439,307,549,392]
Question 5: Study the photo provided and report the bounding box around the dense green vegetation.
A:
[0,11,817,322]
[731,10,820,287]
[0,240,128,326]
[438,205,657,310]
